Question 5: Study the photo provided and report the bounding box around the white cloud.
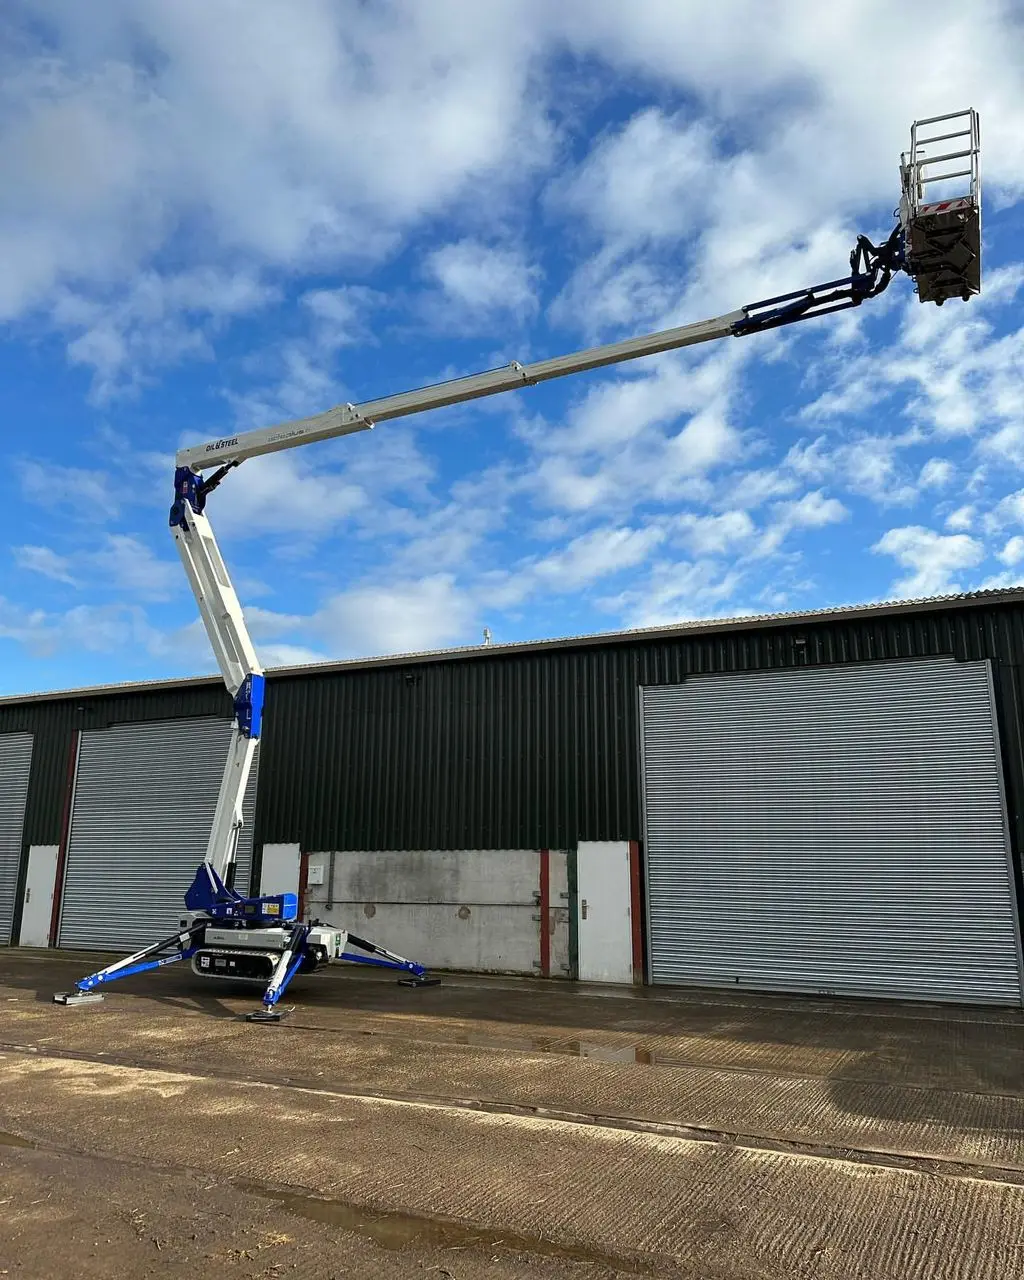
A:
[2,0,1024,687]
[0,583,379,674]
[381,471,516,576]
[919,458,954,490]
[490,523,668,607]
[0,2,557,394]
[984,490,1024,532]
[945,505,975,531]
[312,574,478,656]
[259,643,329,668]
[525,344,744,516]
[552,109,716,247]
[723,465,802,512]
[998,536,1024,568]
[18,460,119,515]
[548,253,678,337]
[224,287,386,429]
[228,346,341,429]
[872,525,985,596]
[3,1,1021,353]
[754,490,849,558]
[0,594,203,666]
[197,424,438,548]
[800,271,1024,461]
[5,0,1020,338]
[241,605,308,640]
[535,522,665,586]
[208,451,368,542]
[678,510,756,556]
[12,545,77,585]
[425,240,541,323]
[555,2,1024,203]
[53,268,280,399]
[300,285,382,349]
[13,535,182,601]
[538,6,1024,558]
[776,491,849,529]
[91,535,180,600]
[602,558,747,630]
[0,3,552,307]
[803,433,922,508]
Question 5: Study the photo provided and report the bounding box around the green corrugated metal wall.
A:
[3,604,1024,916]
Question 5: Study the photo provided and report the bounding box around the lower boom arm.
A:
[54,455,440,1018]
[169,465,263,889]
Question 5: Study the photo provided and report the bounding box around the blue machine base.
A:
[53,863,439,1021]
[185,863,296,925]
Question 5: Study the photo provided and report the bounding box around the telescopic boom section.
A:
[175,311,743,471]
[175,218,912,475]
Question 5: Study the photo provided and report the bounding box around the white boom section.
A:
[172,507,261,696]
[172,507,262,881]
[201,724,257,881]
[176,311,742,471]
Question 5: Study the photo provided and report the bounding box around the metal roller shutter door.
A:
[0,732,33,944]
[641,658,1024,1005]
[58,718,258,950]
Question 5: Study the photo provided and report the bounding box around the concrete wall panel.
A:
[305,848,568,975]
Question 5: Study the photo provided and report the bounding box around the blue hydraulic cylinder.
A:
[234,672,265,739]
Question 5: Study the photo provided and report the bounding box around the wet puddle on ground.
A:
[456,1033,665,1066]
[239,1179,655,1273]
[0,1131,37,1149]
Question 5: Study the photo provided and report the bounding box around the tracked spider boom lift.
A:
[54,110,981,1022]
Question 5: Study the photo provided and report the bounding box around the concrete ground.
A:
[1,952,1023,1279]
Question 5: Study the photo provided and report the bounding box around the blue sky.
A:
[1,1,1023,695]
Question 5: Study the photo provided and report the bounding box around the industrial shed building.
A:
[2,587,1024,1008]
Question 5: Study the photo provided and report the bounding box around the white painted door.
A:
[576,841,634,983]
[260,843,301,898]
[20,844,58,947]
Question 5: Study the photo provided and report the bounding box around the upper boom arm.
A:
[174,209,912,475]
[175,311,743,471]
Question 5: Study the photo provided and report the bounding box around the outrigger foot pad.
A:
[53,992,104,1006]
[246,1005,293,1023]
[398,975,441,988]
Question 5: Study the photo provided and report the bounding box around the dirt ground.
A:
[1,951,1024,1279]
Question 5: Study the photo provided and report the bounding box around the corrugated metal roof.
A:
[2,585,1022,707]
